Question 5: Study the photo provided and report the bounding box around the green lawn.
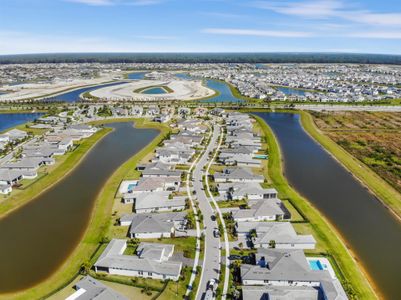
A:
[252,115,378,300]
[0,119,169,300]
[139,237,197,259]
[217,199,247,208]
[299,111,401,220]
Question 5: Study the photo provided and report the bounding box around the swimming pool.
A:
[127,183,138,192]
[309,260,324,270]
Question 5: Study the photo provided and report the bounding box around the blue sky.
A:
[0,0,400,54]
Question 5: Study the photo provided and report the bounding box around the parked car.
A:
[213,228,220,238]
[208,278,216,290]
[228,255,242,260]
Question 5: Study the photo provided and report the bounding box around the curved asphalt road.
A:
[194,124,221,300]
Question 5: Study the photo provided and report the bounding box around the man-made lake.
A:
[276,86,306,96]
[127,72,147,80]
[201,80,244,103]
[254,112,401,299]
[0,113,44,132]
[47,81,126,102]
[142,87,168,94]
[0,122,158,292]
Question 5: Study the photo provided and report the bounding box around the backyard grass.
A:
[301,111,401,220]
[217,199,247,208]
[139,237,197,259]
[0,119,169,300]
[252,114,379,300]
[0,128,111,219]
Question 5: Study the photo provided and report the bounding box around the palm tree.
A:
[269,240,276,248]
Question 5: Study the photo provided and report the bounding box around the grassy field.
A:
[0,128,111,219]
[0,119,169,300]
[252,114,379,300]
[302,111,401,220]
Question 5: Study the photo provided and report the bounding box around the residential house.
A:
[232,198,290,222]
[242,285,319,300]
[94,239,182,281]
[213,167,264,183]
[66,276,128,300]
[241,248,347,300]
[218,183,277,201]
[119,211,187,238]
[133,191,186,213]
[237,222,316,249]
[0,184,12,194]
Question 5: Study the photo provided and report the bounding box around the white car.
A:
[208,278,216,290]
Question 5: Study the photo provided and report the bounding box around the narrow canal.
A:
[0,122,158,292]
[254,112,401,299]
[47,81,127,102]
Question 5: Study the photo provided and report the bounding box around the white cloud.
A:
[202,28,313,38]
[253,0,343,19]
[253,0,401,27]
[347,31,401,39]
[65,0,162,6]
[343,12,401,27]
[0,31,177,54]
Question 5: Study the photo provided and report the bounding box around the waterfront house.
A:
[232,198,290,222]
[1,157,49,172]
[119,211,187,238]
[66,276,128,300]
[237,222,315,249]
[0,184,12,194]
[154,149,194,165]
[0,169,27,185]
[133,191,186,213]
[138,162,182,178]
[131,177,180,193]
[242,285,319,300]
[0,135,10,143]
[218,183,277,201]
[94,239,182,281]
[213,167,264,183]
[4,128,28,141]
[241,248,347,300]
[219,153,261,167]
[68,124,97,135]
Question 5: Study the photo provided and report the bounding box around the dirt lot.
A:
[311,111,401,193]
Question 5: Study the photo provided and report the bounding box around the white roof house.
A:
[232,198,290,222]
[66,276,128,300]
[119,211,187,239]
[242,285,319,300]
[218,182,277,200]
[94,239,182,281]
[241,248,347,300]
[213,167,264,183]
[237,222,316,250]
[133,192,186,213]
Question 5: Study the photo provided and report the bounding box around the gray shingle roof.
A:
[73,276,128,300]
[94,239,182,278]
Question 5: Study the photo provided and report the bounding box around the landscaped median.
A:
[0,118,169,300]
[252,115,378,300]
[299,111,401,221]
